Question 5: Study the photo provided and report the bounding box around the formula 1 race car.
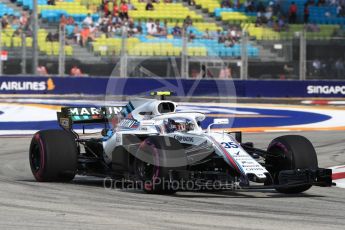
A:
[29,92,332,194]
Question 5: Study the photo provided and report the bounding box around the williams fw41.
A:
[29,93,332,194]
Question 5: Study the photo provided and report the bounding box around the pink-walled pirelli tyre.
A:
[134,136,187,194]
[266,135,318,194]
[29,130,78,182]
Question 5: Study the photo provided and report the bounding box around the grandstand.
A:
[0,0,344,78]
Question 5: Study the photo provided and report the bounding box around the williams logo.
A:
[0,78,55,91]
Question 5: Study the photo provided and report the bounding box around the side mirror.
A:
[207,118,229,133]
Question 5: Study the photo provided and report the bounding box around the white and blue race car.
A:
[29,92,332,194]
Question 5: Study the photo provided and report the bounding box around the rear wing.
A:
[57,106,123,130]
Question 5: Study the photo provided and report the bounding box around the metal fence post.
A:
[32,0,39,74]
[120,25,128,78]
[181,27,188,78]
[240,29,248,80]
[299,29,306,80]
[58,25,66,76]
[21,31,27,74]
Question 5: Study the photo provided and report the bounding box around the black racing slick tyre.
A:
[29,130,78,182]
[266,135,318,194]
[134,136,187,194]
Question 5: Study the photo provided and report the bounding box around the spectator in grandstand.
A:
[289,2,297,24]
[304,3,309,23]
[148,22,157,35]
[113,2,119,16]
[172,23,182,36]
[221,0,232,8]
[127,0,136,10]
[89,26,102,41]
[278,16,287,31]
[66,16,74,25]
[219,65,232,78]
[245,1,256,12]
[201,64,214,78]
[318,0,326,6]
[37,65,49,76]
[46,32,54,42]
[188,0,196,6]
[265,5,273,21]
[20,12,29,29]
[183,15,193,29]
[114,23,123,36]
[70,65,83,76]
[53,30,59,41]
[47,0,55,5]
[156,20,168,36]
[80,25,91,47]
[337,4,345,17]
[97,15,109,33]
[146,0,154,10]
[136,20,143,33]
[272,19,280,32]
[283,64,294,78]
[83,13,93,26]
[335,58,345,78]
[11,16,20,29]
[128,21,139,36]
[214,29,224,43]
[272,1,281,17]
[307,0,315,5]
[257,1,266,15]
[312,58,321,76]
[234,0,240,8]
[72,23,81,44]
[305,23,320,32]
[60,15,68,28]
[119,1,129,20]
[12,28,22,38]
[146,18,155,31]
[107,23,116,37]
[229,26,241,42]
[1,14,9,29]
[188,30,196,41]
[190,68,201,78]
[154,20,161,33]
[224,33,235,47]
[103,0,110,17]
[202,28,212,39]
[112,12,122,25]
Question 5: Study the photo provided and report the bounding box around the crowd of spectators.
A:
[1,11,33,38]
[309,57,345,78]
[61,0,229,48]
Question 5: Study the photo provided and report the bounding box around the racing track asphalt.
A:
[0,131,344,230]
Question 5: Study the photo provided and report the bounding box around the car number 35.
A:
[221,142,239,149]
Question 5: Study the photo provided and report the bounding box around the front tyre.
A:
[266,135,318,194]
[29,130,78,182]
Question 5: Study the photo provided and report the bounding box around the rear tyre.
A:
[29,130,78,182]
[134,136,187,194]
[266,135,318,194]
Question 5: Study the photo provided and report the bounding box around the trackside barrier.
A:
[0,76,345,97]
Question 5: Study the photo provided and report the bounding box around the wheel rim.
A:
[136,160,155,180]
[30,143,41,172]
